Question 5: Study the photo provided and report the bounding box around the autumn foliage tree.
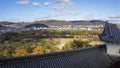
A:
[32,45,44,55]
[3,49,11,57]
[63,39,89,50]
[0,30,102,58]
[12,48,27,57]
[62,42,73,50]
[71,39,89,49]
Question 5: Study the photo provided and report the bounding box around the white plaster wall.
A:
[107,44,120,54]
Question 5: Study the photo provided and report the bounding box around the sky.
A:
[0,0,120,22]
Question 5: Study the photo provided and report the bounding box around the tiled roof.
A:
[99,21,120,44]
[0,45,114,68]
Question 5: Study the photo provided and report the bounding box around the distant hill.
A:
[0,21,30,27]
[16,22,30,26]
[33,20,105,26]
[25,23,48,28]
[0,20,105,27]
[34,20,73,26]
[0,21,14,25]
[89,20,104,23]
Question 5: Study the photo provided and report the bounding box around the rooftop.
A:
[0,45,116,68]
[99,21,120,44]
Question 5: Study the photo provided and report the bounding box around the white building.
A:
[106,44,120,54]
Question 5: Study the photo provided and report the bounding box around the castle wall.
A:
[107,44,120,54]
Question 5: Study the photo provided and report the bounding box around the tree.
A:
[12,48,27,57]
[40,40,60,53]
[71,39,89,49]
[3,49,11,57]
[32,45,44,55]
[50,45,60,52]
[63,42,73,50]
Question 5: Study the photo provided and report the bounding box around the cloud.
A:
[108,15,120,20]
[50,6,65,11]
[44,2,51,6]
[48,0,74,11]
[34,11,80,21]
[16,0,29,5]
[16,0,40,7]
[16,0,74,11]
[32,2,40,7]
[49,4,70,11]
[56,0,73,5]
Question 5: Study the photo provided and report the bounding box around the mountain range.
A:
[0,20,105,27]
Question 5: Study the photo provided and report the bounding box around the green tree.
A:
[63,42,73,50]
[50,45,60,52]
[71,39,89,49]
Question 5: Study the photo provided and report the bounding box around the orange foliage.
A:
[32,45,44,55]
[12,49,27,57]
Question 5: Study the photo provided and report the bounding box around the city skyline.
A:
[0,0,120,22]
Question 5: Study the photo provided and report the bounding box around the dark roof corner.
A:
[98,44,107,53]
[99,21,120,44]
[105,20,108,24]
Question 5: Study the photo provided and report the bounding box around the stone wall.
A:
[107,44,120,54]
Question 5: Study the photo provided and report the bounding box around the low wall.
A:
[107,44,120,54]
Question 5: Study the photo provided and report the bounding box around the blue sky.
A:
[0,0,120,22]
